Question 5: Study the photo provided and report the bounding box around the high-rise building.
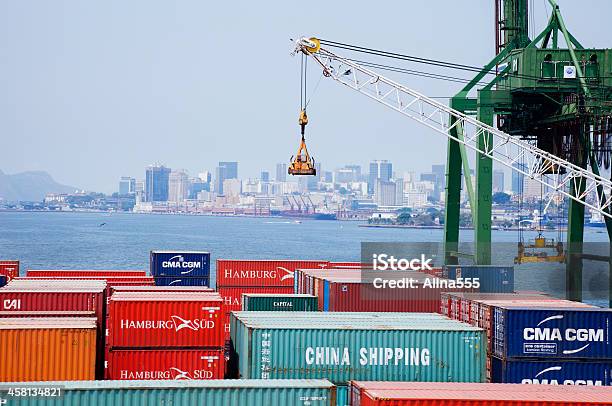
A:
[135,180,145,194]
[276,163,287,182]
[260,171,270,182]
[493,170,505,193]
[223,178,242,197]
[214,166,227,195]
[189,178,209,199]
[119,177,136,195]
[374,179,397,206]
[219,162,238,179]
[168,170,189,202]
[512,163,526,195]
[368,160,392,194]
[322,171,333,183]
[335,165,361,183]
[145,165,170,202]
[431,164,446,191]
[395,178,404,206]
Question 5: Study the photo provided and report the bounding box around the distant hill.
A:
[0,170,77,202]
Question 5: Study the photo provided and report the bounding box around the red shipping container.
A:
[320,272,472,313]
[106,285,214,306]
[107,348,224,380]
[0,261,19,281]
[27,270,146,277]
[108,292,223,348]
[216,260,329,287]
[351,381,612,406]
[0,279,106,321]
[217,286,294,339]
[20,276,154,286]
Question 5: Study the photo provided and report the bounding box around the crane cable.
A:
[318,38,612,89]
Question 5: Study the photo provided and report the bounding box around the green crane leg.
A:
[566,142,586,302]
[444,123,462,265]
[475,105,494,265]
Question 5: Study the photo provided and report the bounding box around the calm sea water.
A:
[0,211,609,306]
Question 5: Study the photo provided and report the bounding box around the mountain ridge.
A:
[0,169,78,202]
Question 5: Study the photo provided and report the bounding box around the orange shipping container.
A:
[0,317,97,381]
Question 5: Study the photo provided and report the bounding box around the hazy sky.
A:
[1,1,611,193]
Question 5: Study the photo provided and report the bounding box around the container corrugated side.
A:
[490,357,612,385]
[0,285,105,321]
[0,317,97,381]
[3,379,337,405]
[231,311,485,383]
[107,285,215,306]
[242,294,318,311]
[217,260,330,287]
[107,348,225,380]
[493,307,611,359]
[153,276,210,286]
[108,292,224,347]
[350,381,612,406]
[150,251,211,278]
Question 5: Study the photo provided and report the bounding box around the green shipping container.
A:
[1,380,336,406]
[231,312,486,384]
[242,294,319,311]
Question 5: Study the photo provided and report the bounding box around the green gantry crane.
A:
[445,0,612,301]
[294,0,612,304]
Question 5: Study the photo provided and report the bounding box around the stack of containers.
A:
[0,317,97,381]
[296,268,472,312]
[491,305,612,386]
[150,251,211,286]
[0,260,19,285]
[0,279,106,378]
[103,285,216,377]
[106,291,225,380]
[349,381,612,405]
[229,311,486,396]
[215,259,329,341]
[439,292,612,385]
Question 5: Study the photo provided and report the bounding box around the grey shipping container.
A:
[242,294,318,311]
[0,379,336,406]
[230,312,486,384]
[444,265,514,293]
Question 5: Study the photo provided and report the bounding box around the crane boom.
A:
[294,37,612,219]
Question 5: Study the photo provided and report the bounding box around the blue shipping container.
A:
[153,276,210,286]
[493,307,612,359]
[491,357,612,385]
[444,265,514,293]
[150,251,210,278]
